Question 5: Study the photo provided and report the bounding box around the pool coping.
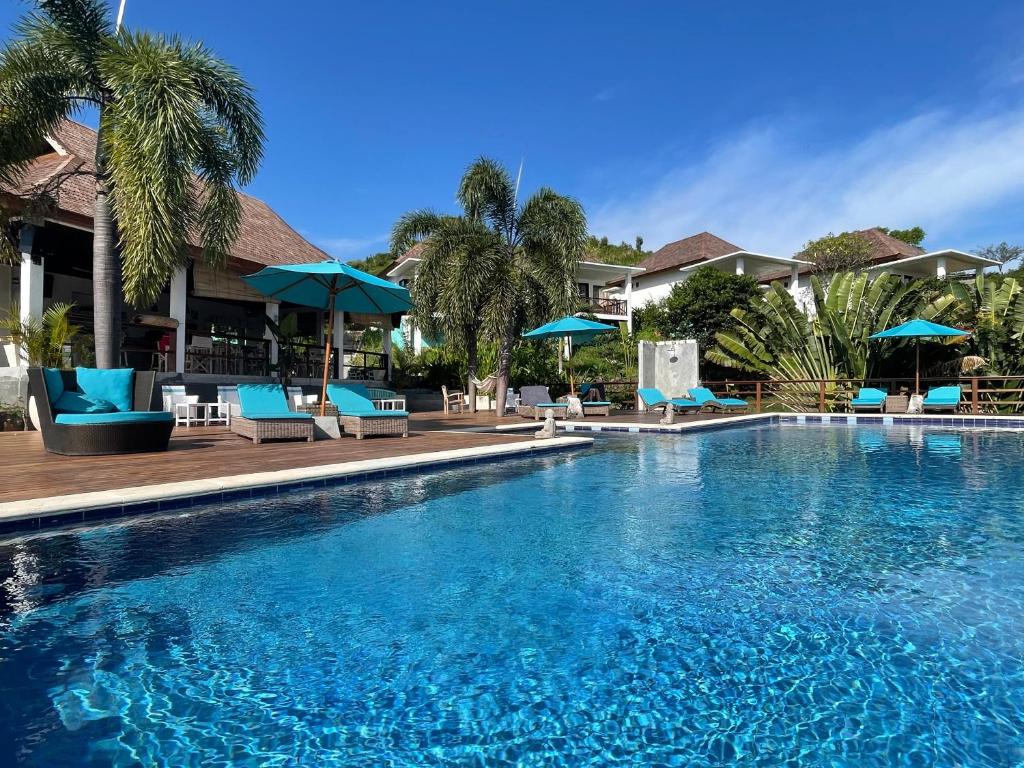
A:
[0,435,594,534]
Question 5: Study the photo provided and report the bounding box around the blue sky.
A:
[4,0,1024,258]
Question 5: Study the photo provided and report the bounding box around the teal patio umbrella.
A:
[869,318,971,394]
[523,316,618,394]
[243,260,412,414]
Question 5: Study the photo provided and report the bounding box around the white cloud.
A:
[589,104,1024,254]
[314,234,389,260]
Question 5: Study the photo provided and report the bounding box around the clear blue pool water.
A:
[2,424,1024,766]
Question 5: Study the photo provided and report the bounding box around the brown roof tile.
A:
[2,119,327,267]
[636,231,742,277]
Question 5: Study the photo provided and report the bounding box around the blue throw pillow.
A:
[53,390,117,414]
[75,367,134,412]
[42,367,65,404]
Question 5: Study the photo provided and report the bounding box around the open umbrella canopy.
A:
[242,260,412,315]
[523,316,618,344]
[242,260,412,415]
[869,318,971,395]
[869,319,970,339]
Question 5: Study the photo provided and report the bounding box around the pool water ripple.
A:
[1,425,1024,766]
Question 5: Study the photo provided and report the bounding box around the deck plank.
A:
[0,409,734,504]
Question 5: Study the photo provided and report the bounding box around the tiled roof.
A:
[760,228,928,283]
[1,119,327,267]
[636,231,743,277]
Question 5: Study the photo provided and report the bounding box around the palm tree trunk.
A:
[466,330,478,414]
[494,331,514,417]
[92,121,121,369]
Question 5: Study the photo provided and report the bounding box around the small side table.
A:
[297,402,339,417]
[885,395,909,414]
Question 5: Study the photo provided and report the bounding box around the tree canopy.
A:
[798,231,874,274]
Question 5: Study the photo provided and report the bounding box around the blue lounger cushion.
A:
[923,386,962,406]
[536,402,568,408]
[689,387,748,408]
[582,401,613,406]
[55,411,174,426]
[237,384,305,419]
[240,411,313,420]
[54,390,117,414]
[851,388,888,406]
[637,388,700,409]
[76,367,134,411]
[327,384,408,416]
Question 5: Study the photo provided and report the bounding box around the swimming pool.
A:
[1,424,1023,766]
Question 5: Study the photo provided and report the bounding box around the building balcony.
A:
[579,296,628,316]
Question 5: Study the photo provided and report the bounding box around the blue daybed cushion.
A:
[327,384,407,416]
[43,367,65,403]
[582,401,613,406]
[237,384,312,419]
[76,367,134,412]
[55,411,173,425]
[240,412,313,420]
[53,391,116,414]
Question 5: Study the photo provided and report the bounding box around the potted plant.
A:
[0,303,81,430]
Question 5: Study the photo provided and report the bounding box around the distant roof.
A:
[1,119,328,268]
[635,231,743,278]
[850,228,925,265]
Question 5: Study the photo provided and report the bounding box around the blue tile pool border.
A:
[0,439,591,537]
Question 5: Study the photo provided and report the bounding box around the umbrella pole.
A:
[916,339,920,395]
[320,295,336,417]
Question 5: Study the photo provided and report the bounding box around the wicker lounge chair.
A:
[327,384,409,439]
[28,367,173,455]
[230,384,314,445]
[516,386,567,419]
[689,387,749,412]
[637,387,701,414]
[850,387,888,412]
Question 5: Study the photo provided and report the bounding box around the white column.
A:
[265,301,279,366]
[333,311,346,379]
[624,272,633,334]
[936,256,947,279]
[169,266,187,373]
[18,224,42,325]
[790,263,801,298]
[735,256,746,276]
[382,324,393,382]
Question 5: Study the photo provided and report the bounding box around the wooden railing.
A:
[581,297,628,316]
[701,376,1024,414]
[185,333,271,376]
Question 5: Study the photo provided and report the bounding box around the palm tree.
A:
[459,158,586,415]
[0,0,263,368]
[391,212,500,412]
[392,158,587,415]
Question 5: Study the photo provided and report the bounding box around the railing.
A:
[700,376,1024,414]
[280,340,334,379]
[343,349,388,380]
[185,334,270,376]
[580,297,628,316]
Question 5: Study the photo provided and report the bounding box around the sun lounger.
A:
[29,367,174,455]
[637,387,701,414]
[231,384,314,445]
[688,387,749,412]
[326,384,409,438]
[517,386,568,419]
[922,386,962,413]
[850,387,888,412]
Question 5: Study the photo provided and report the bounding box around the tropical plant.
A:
[391,211,499,411]
[922,273,1024,375]
[0,0,264,368]
[392,158,587,415]
[708,272,924,411]
[799,231,874,276]
[0,302,80,367]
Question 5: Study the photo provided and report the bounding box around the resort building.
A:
[0,120,395,401]
[610,228,999,312]
[384,244,644,352]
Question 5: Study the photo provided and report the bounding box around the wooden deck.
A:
[0,409,739,505]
